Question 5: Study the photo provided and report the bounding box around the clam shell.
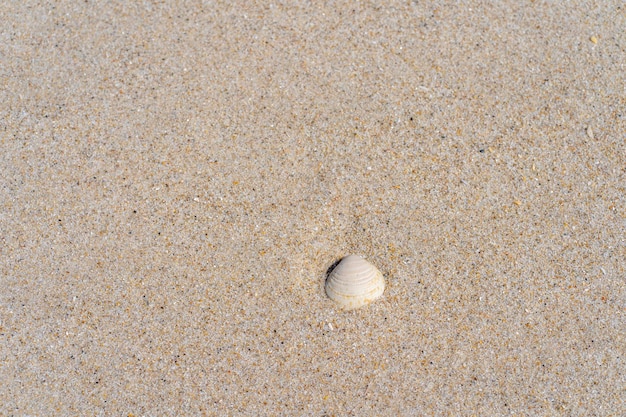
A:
[325,255,385,310]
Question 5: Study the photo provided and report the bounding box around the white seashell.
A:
[325,255,385,310]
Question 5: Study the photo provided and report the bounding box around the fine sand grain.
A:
[1,1,624,415]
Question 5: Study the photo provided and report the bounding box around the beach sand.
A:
[1,1,624,415]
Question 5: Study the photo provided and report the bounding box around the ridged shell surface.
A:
[325,255,385,310]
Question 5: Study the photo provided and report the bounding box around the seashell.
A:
[325,255,385,310]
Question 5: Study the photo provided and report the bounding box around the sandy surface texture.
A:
[1,1,625,415]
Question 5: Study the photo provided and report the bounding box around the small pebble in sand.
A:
[586,126,594,139]
[590,35,598,44]
[325,255,385,311]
